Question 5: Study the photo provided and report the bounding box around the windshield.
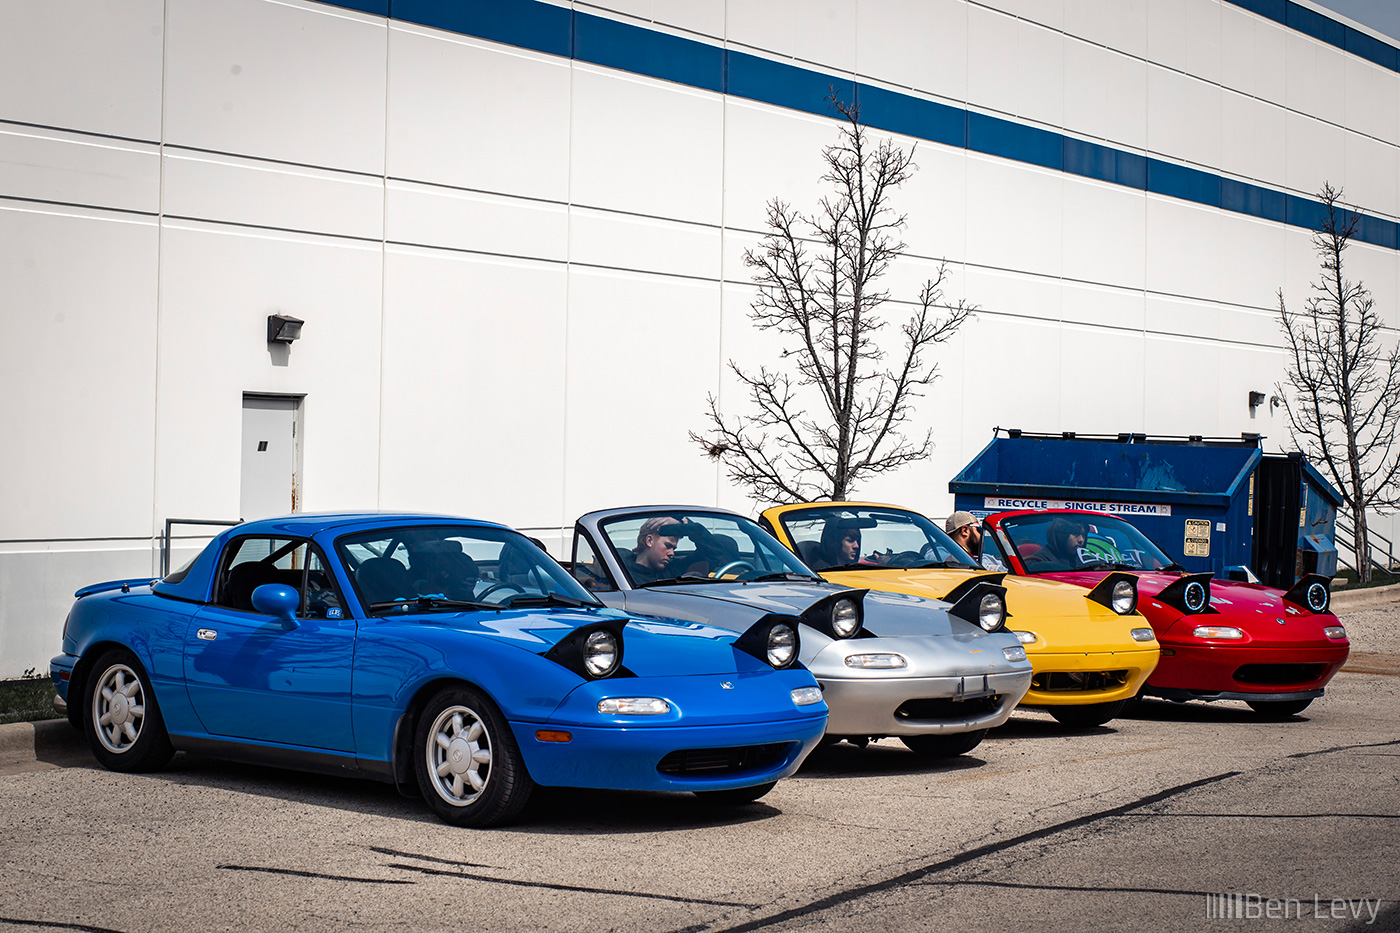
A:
[597,510,817,587]
[996,512,1175,573]
[775,506,979,570]
[335,524,599,614]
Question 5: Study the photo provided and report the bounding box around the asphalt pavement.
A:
[1,604,1396,933]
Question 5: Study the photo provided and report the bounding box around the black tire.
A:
[84,649,174,772]
[1246,698,1314,718]
[900,729,987,758]
[414,684,534,827]
[695,782,776,805]
[1049,699,1127,729]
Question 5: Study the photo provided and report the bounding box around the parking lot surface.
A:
[1,606,1396,933]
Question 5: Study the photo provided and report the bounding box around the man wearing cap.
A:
[946,511,1005,571]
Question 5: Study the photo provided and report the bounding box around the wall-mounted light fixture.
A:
[1248,390,1267,412]
[267,313,304,344]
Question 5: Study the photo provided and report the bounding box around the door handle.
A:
[196,629,218,641]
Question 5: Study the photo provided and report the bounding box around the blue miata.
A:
[50,513,828,826]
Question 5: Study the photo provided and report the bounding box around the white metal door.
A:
[240,396,299,520]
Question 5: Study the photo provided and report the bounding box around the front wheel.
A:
[695,782,776,805]
[1049,699,1127,729]
[900,729,987,758]
[84,649,174,772]
[1246,698,1313,718]
[414,685,534,827]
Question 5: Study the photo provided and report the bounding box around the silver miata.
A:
[567,506,1033,757]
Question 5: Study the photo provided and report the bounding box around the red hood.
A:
[1036,570,1343,644]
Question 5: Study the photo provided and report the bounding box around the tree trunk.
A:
[1353,506,1372,584]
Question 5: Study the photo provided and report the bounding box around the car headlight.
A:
[767,622,798,668]
[584,630,620,677]
[1306,581,1329,613]
[1002,646,1027,662]
[1182,580,1207,613]
[597,697,669,715]
[1324,625,1346,639]
[790,686,823,706]
[978,593,1005,632]
[843,653,907,669]
[1111,579,1137,615]
[1193,625,1243,639]
[831,599,861,638]
[1130,627,1155,642]
[1013,631,1037,645]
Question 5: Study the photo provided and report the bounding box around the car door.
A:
[184,536,356,751]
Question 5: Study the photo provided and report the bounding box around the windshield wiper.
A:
[503,592,595,609]
[369,596,495,613]
[749,571,822,583]
[636,572,723,588]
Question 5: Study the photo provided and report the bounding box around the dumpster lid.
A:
[950,431,1262,508]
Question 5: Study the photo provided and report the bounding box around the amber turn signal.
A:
[535,730,573,743]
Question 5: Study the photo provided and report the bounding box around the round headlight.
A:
[1183,580,1207,613]
[583,630,619,677]
[1306,581,1329,613]
[1111,579,1137,615]
[830,599,860,638]
[978,593,1004,632]
[767,622,797,668]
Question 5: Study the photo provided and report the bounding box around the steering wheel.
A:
[475,581,524,602]
[710,560,756,578]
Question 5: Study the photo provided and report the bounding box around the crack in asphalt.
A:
[922,879,1211,898]
[0,919,129,933]
[216,864,415,885]
[383,863,758,907]
[666,770,1242,933]
[1125,806,1400,812]
[1286,738,1400,759]
[364,845,495,868]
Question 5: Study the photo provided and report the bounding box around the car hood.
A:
[624,580,968,638]
[1042,571,1341,641]
[823,567,1149,651]
[398,607,769,677]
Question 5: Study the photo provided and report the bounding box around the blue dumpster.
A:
[949,431,1340,586]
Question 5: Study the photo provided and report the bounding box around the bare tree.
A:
[1277,183,1400,582]
[693,96,972,505]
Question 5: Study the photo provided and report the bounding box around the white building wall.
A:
[2,0,1398,676]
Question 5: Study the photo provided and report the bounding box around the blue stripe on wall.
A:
[1224,0,1400,75]
[336,0,1400,251]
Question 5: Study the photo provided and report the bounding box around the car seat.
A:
[357,557,414,606]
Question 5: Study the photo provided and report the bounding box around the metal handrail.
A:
[161,518,243,576]
[1334,514,1396,578]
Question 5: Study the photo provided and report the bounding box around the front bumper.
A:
[1144,686,1325,703]
[817,670,1031,736]
[1147,643,1349,696]
[1021,647,1160,707]
[510,716,826,791]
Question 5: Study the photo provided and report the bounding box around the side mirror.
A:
[251,584,300,629]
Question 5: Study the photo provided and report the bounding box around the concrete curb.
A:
[1331,582,1400,613]
[0,718,84,768]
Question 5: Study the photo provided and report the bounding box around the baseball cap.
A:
[945,511,978,534]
